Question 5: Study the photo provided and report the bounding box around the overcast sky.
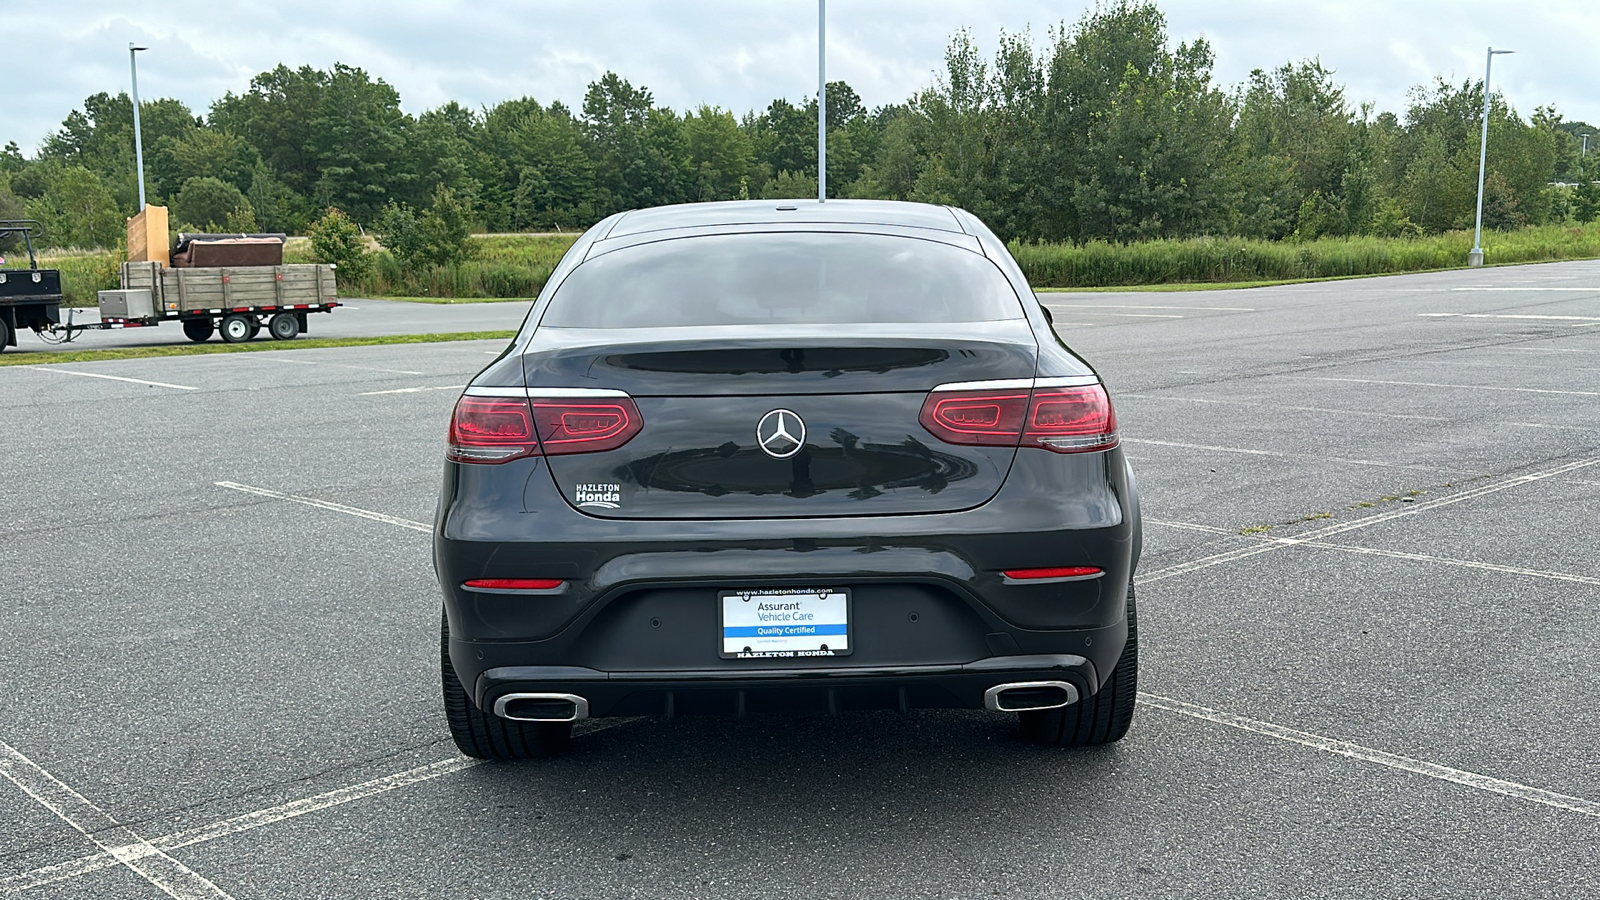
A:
[7,1,1597,154]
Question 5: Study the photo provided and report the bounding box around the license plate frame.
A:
[718,587,852,659]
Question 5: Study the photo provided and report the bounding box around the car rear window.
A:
[541,232,1025,328]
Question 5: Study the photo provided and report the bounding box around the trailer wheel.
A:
[220,314,254,343]
[267,313,300,341]
[182,319,214,342]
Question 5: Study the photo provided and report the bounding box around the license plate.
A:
[719,587,851,659]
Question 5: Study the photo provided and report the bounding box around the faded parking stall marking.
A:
[0,739,236,899]
[1148,518,1600,587]
[1139,695,1600,818]
[1304,376,1600,398]
[214,481,431,532]
[1135,455,1600,585]
[14,366,198,390]
[358,384,467,396]
[3,719,641,895]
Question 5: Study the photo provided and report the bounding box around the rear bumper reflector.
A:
[463,578,567,593]
[1001,566,1103,584]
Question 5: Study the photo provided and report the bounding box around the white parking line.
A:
[18,366,197,391]
[1126,394,1452,423]
[246,357,424,376]
[0,739,235,899]
[1504,421,1597,431]
[1447,287,1600,292]
[359,385,467,396]
[1136,456,1600,585]
[1421,313,1600,322]
[1148,519,1600,586]
[4,720,640,893]
[1122,438,1461,474]
[215,482,431,533]
[1140,694,1600,819]
[1306,376,1600,398]
[1042,304,1255,311]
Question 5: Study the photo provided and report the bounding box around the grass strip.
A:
[1011,223,1600,288]
[0,330,515,367]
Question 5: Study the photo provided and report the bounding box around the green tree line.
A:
[4,0,1597,253]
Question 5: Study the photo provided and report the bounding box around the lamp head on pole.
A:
[130,44,147,53]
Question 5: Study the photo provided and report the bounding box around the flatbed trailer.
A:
[0,221,62,352]
[50,260,340,345]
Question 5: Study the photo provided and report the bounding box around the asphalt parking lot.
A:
[2,260,1597,898]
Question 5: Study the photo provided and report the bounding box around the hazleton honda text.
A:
[435,199,1142,758]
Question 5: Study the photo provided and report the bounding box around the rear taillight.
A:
[447,392,643,463]
[448,396,539,463]
[530,397,642,454]
[919,383,1117,453]
[1024,386,1118,452]
[918,390,1031,446]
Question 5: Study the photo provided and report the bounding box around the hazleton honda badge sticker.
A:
[573,482,622,509]
[756,409,806,459]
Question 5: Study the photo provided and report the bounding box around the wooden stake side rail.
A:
[121,262,338,314]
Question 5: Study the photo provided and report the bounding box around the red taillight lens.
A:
[463,578,565,591]
[531,397,642,454]
[447,393,644,463]
[918,391,1031,446]
[1002,566,1103,581]
[448,397,539,463]
[1024,386,1118,453]
[918,383,1118,453]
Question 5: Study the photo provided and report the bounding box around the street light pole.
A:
[1469,47,1513,267]
[129,43,149,211]
[817,0,826,203]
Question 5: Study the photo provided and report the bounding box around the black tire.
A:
[441,609,572,760]
[182,319,214,342]
[0,317,11,352]
[267,313,299,341]
[1019,585,1139,747]
[219,313,254,343]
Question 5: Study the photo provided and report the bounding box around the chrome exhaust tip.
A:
[984,681,1079,713]
[492,693,590,723]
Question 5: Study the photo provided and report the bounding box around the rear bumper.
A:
[477,652,1100,719]
[437,446,1141,718]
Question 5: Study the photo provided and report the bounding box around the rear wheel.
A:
[1019,585,1138,747]
[267,312,299,340]
[219,313,254,343]
[182,319,214,342]
[0,317,11,351]
[441,610,572,760]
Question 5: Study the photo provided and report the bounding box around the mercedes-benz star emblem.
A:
[756,409,806,459]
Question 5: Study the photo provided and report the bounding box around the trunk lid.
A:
[525,322,1039,519]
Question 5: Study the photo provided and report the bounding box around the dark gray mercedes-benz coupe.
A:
[435,199,1142,759]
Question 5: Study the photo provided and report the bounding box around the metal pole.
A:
[1470,47,1512,267]
[129,43,148,211]
[817,0,826,203]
